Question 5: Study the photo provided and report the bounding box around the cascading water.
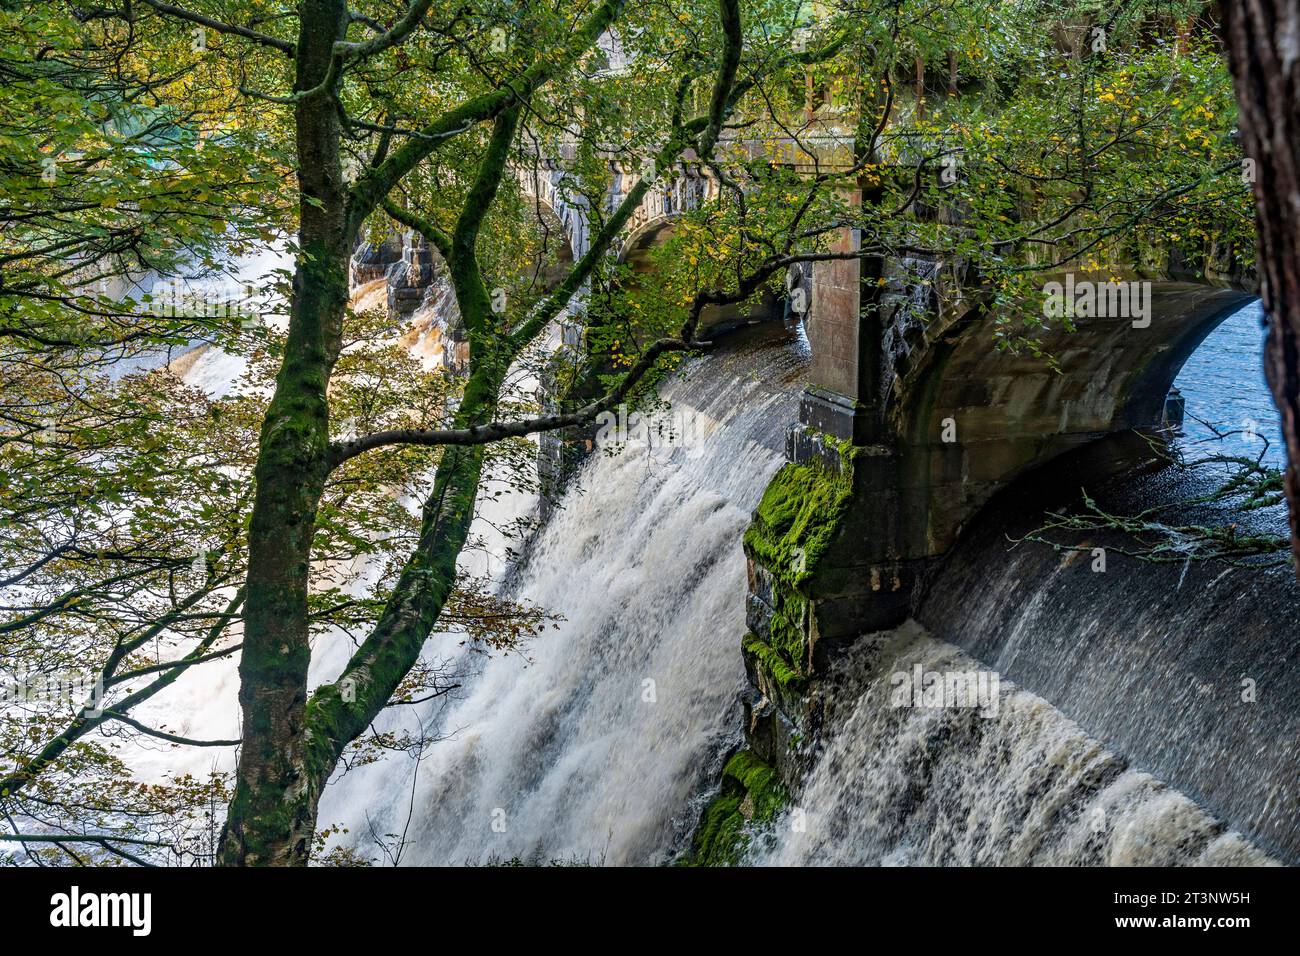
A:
[310,282,1293,867]
[753,623,1277,866]
[911,426,1300,863]
[323,313,1291,867]
[323,327,810,864]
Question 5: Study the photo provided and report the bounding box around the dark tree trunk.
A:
[218,0,353,865]
[1222,0,1300,578]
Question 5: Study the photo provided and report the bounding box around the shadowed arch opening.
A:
[894,277,1256,551]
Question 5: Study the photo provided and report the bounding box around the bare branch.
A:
[105,710,241,748]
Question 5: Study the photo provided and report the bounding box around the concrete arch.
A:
[893,274,1256,552]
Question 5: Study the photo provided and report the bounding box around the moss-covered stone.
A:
[741,632,804,691]
[742,459,854,686]
[688,791,747,867]
[723,750,786,821]
[689,449,864,866]
[685,750,787,866]
[743,460,853,589]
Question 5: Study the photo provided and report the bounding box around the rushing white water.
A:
[323,329,809,864]
[755,623,1277,866]
[102,254,1285,865]
[321,317,1286,867]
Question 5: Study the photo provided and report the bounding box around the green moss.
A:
[743,460,853,590]
[722,751,786,822]
[742,632,804,691]
[690,457,858,866]
[765,584,809,670]
[686,750,788,866]
[688,792,747,866]
[742,459,854,684]
[833,434,865,471]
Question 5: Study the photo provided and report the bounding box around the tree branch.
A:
[697,0,742,158]
[333,0,433,60]
[327,336,699,464]
[380,196,451,259]
[105,710,241,748]
[0,833,168,846]
[348,0,626,226]
[0,588,245,797]
[328,238,836,467]
[137,0,295,55]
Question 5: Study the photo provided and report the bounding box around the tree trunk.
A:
[212,5,621,862]
[1222,0,1300,578]
[218,0,353,865]
[299,436,487,796]
[245,370,495,864]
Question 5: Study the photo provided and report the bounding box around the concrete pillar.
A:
[788,211,894,465]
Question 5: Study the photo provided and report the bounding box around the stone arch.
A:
[614,167,790,338]
[516,168,581,297]
[517,161,588,263]
[893,273,1257,552]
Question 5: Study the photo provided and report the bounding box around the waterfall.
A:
[317,307,1289,867]
[322,326,810,864]
[754,624,1277,866]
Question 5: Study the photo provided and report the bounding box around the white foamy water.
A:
[123,267,573,838]
[322,331,809,864]
[755,624,1277,867]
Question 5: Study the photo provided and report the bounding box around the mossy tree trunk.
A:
[212,0,759,865]
[277,109,523,859]
[217,82,523,865]
[1222,0,1300,578]
[219,87,537,865]
[217,0,354,866]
